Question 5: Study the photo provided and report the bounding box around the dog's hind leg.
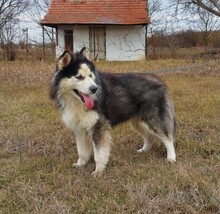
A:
[92,120,112,177]
[140,93,176,162]
[130,118,153,153]
[159,136,176,162]
[140,121,176,162]
[72,129,93,167]
[139,118,176,162]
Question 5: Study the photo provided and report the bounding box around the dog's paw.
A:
[72,162,84,168]
[167,158,176,163]
[91,170,103,178]
[137,148,145,153]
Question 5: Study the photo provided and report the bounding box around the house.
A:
[40,0,150,61]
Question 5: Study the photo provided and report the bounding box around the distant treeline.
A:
[148,30,220,49]
[146,29,220,59]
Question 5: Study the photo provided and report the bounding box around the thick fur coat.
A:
[50,48,177,177]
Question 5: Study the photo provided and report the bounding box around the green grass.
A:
[0,59,219,213]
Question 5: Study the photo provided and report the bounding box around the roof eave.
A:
[40,21,150,27]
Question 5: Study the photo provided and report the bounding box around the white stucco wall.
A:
[56,25,146,61]
[56,26,65,57]
[106,25,146,61]
[73,25,90,52]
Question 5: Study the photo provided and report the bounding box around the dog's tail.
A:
[173,116,177,141]
[164,92,177,143]
[170,96,178,148]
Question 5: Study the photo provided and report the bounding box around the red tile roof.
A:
[41,0,150,26]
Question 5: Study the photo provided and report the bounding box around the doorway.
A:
[64,30,73,53]
[89,26,106,60]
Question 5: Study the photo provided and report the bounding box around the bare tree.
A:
[193,7,220,50]
[0,19,20,60]
[28,0,53,43]
[31,0,50,19]
[0,0,29,60]
[0,0,29,29]
[146,0,162,58]
[28,0,55,60]
[148,0,161,24]
[174,0,220,17]
[170,0,220,50]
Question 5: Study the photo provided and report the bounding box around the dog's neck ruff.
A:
[57,92,99,131]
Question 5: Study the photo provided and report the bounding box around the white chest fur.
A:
[60,95,99,132]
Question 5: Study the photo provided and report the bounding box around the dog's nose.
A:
[90,85,98,94]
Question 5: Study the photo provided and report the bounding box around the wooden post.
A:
[22,27,29,60]
[145,24,148,60]
[42,26,45,61]
[26,27,29,59]
[52,27,55,56]
[145,0,149,60]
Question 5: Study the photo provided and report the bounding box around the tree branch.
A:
[210,0,220,10]
[192,0,220,16]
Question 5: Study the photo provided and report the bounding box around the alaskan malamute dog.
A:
[50,48,177,177]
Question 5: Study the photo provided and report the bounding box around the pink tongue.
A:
[82,94,94,110]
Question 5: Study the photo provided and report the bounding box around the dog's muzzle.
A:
[73,88,96,110]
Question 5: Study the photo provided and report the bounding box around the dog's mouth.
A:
[73,89,94,110]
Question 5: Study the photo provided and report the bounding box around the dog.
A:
[50,47,177,177]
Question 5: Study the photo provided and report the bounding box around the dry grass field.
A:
[0,59,219,213]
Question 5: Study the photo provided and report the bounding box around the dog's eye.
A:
[75,75,84,80]
[89,74,92,78]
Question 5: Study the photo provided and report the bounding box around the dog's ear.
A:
[80,47,90,59]
[93,53,99,63]
[80,47,86,55]
[57,51,72,70]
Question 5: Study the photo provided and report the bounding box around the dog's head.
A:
[51,47,98,110]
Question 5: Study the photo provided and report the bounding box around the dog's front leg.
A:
[91,120,111,177]
[72,129,93,167]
